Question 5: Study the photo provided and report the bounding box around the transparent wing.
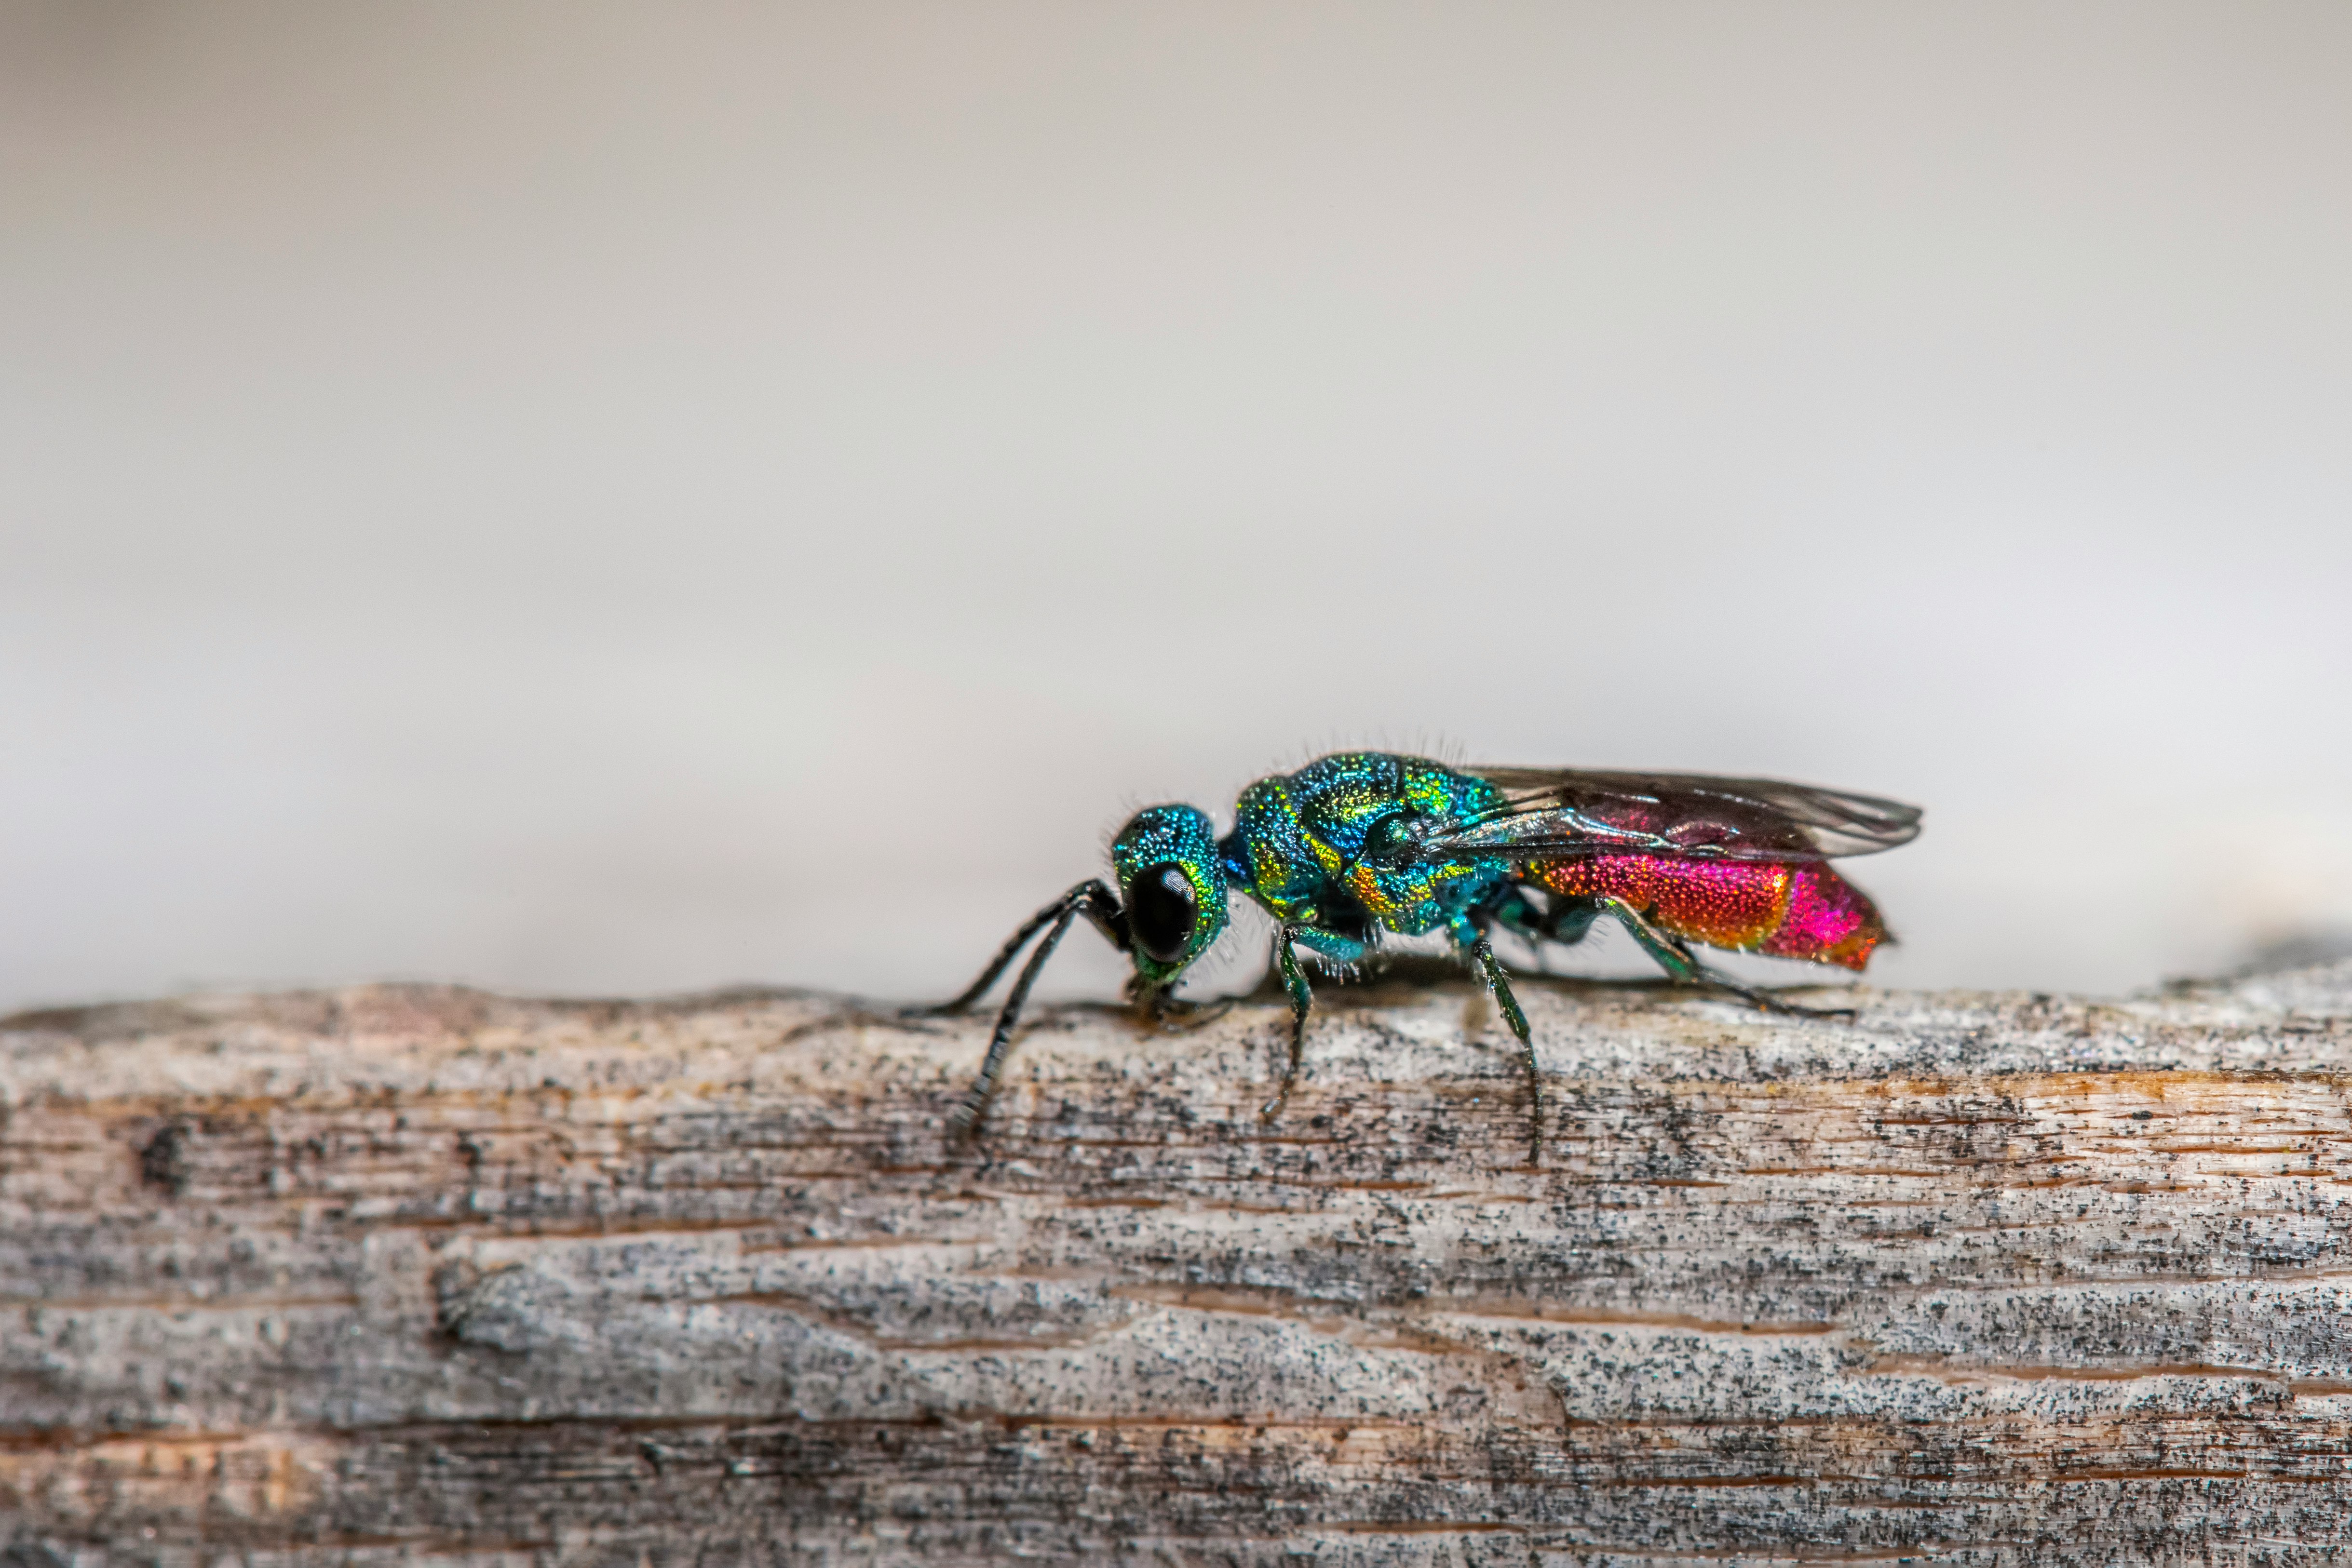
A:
[1424,768,1923,864]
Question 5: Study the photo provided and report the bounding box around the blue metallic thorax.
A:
[1216,752,1512,963]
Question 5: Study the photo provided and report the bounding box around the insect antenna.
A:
[926,879,1127,1139]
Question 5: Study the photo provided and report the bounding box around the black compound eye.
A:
[1127,863,1198,965]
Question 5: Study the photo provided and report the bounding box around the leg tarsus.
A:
[1738,986,1857,1021]
[1135,976,1235,1032]
[1150,995,1236,1032]
[1259,930,1313,1123]
[1470,932,1542,1164]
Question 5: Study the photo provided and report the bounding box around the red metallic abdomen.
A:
[1525,855,1887,970]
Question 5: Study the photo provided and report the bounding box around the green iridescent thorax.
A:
[1108,804,1230,986]
[1217,752,1510,960]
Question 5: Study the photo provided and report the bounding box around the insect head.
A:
[1109,804,1229,985]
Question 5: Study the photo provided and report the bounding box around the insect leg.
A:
[1486,891,1553,966]
[1468,931,1542,1164]
[1593,896,1704,982]
[1144,991,1237,1032]
[948,900,1094,1139]
[1543,895,1602,948]
[915,879,1126,1017]
[1596,897,1854,1020]
[1259,928,1314,1123]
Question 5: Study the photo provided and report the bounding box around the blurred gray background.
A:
[4,2,2348,1012]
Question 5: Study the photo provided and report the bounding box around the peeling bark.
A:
[6,960,2352,1564]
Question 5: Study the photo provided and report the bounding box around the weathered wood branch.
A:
[7,960,2352,1564]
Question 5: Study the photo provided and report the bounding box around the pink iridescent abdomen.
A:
[1524,854,1887,970]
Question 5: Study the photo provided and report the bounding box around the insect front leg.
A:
[1134,977,1236,1033]
[1259,928,1314,1123]
[1596,896,1854,1020]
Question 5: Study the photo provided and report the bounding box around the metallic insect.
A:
[928,751,1920,1154]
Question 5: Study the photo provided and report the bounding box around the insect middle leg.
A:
[1466,928,1542,1164]
[1259,928,1314,1123]
[1596,896,1854,1020]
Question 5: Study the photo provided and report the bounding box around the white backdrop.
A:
[4,2,2348,1011]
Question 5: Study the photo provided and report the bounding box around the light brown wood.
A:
[5,959,2352,1564]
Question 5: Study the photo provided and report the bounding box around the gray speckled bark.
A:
[6,961,2352,1565]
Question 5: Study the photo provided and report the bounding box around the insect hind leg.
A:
[1596,896,1854,1020]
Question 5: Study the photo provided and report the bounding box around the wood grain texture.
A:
[6,959,2352,1565]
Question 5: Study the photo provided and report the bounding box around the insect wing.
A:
[1428,769,1922,864]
